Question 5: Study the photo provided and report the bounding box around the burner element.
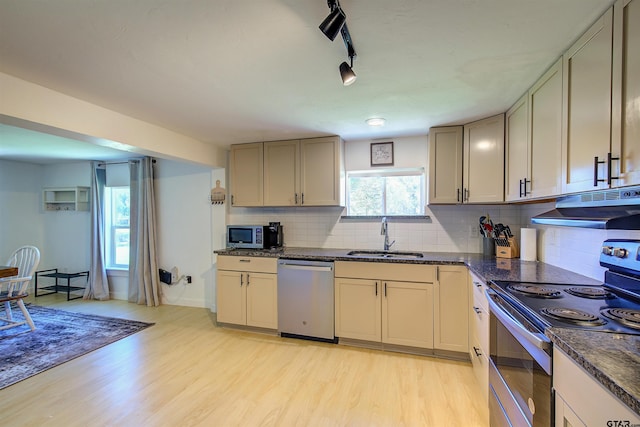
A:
[602,308,640,330]
[565,286,615,299]
[507,284,562,298]
[540,307,607,326]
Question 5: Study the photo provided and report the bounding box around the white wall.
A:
[0,160,45,262]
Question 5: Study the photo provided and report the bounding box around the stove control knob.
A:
[602,246,614,255]
[613,248,628,258]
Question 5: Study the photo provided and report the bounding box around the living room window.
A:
[346,168,425,216]
[104,186,130,269]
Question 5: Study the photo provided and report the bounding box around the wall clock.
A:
[370,141,394,166]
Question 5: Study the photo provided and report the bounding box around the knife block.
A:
[495,237,519,259]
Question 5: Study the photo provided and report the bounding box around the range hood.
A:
[531,186,640,229]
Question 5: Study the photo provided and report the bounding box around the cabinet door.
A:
[229,142,263,206]
[382,280,433,349]
[428,126,463,204]
[216,270,245,325]
[434,266,469,353]
[245,272,278,329]
[555,395,587,427]
[264,140,299,206]
[335,277,381,341]
[529,58,563,198]
[613,0,640,187]
[300,137,342,206]
[505,95,529,202]
[562,8,613,193]
[464,114,505,203]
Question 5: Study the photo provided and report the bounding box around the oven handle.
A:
[486,288,551,352]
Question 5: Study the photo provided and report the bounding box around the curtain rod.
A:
[97,158,156,167]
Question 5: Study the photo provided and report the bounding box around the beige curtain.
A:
[84,162,110,300]
[128,157,161,306]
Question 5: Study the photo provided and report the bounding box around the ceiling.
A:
[0,0,615,164]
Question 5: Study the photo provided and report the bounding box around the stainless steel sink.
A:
[346,250,424,259]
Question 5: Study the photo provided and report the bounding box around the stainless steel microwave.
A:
[226,225,265,249]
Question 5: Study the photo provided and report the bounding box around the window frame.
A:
[104,186,130,270]
[345,167,425,217]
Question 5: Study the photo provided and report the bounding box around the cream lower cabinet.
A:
[433,265,469,353]
[469,271,490,406]
[334,262,436,349]
[216,256,278,329]
[554,347,640,426]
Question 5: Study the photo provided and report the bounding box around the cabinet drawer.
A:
[470,333,489,405]
[217,256,277,273]
[470,272,489,312]
[470,302,489,353]
[335,261,436,282]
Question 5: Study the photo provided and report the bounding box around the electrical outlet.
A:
[171,267,178,283]
[469,225,479,238]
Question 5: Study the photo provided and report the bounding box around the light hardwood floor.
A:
[0,294,489,426]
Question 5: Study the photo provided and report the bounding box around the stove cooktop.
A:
[490,281,640,335]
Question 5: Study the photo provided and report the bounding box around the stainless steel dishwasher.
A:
[277,259,336,343]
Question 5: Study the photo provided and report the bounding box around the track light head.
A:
[319,6,346,41]
[339,60,356,86]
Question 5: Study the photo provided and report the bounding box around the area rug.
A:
[0,305,153,389]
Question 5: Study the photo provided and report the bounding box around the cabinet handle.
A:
[240,273,244,287]
[301,193,305,205]
[231,194,235,205]
[464,188,469,202]
[594,156,606,186]
[294,193,298,204]
[246,273,250,286]
[239,259,251,263]
[519,179,524,198]
[457,188,461,203]
[384,282,387,297]
[436,266,439,282]
[473,346,482,357]
[473,306,482,314]
[607,152,620,185]
[375,282,378,296]
[523,178,530,196]
[474,281,482,288]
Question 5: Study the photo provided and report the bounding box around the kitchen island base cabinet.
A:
[554,347,640,426]
[216,256,278,330]
[334,262,436,351]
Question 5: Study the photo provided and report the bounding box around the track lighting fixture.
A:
[319,0,359,85]
[319,1,346,41]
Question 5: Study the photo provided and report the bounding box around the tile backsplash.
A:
[229,201,640,281]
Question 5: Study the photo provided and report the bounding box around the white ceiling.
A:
[0,0,615,164]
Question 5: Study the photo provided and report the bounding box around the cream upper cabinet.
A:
[428,126,464,204]
[505,95,529,202]
[612,0,640,187]
[216,256,278,329]
[264,140,299,206]
[463,114,505,203]
[506,59,564,201]
[229,142,263,207]
[562,8,614,193]
[262,136,344,207]
[528,58,563,198]
[300,137,344,206]
[433,265,469,353]
[334,261,436,349]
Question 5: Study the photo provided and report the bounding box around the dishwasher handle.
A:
[278,263,333,272]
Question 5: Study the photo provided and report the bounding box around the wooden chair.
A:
[0,246,41,331]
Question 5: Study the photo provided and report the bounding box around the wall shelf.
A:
[43,187,90,211]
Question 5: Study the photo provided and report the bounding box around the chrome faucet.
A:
[381,216,395,251]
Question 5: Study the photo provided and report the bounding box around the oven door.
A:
[486,288,553,427]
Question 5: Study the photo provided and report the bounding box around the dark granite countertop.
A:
[547,328,640,416]
[215,246,636,414]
